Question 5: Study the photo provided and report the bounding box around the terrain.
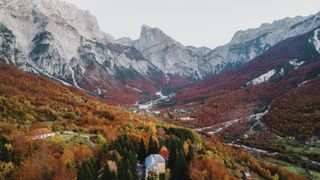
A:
[0,0,320,179]
[0,62,307,179]
[153,26,320,178]
[1,0,320,105]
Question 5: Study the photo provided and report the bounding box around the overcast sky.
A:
[63,0,320,48]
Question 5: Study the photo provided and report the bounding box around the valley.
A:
[0,0,320,179]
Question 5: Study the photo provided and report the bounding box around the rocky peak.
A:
[0,0,165,100]
[1,0,114,43]
[230,16,306,45]
[200,12,320,76]
[135,25,181,52]
[133,25,203,77]
[141,24,152,33]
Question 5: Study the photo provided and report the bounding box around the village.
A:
[29,127,174,180]
[29,128,255,180]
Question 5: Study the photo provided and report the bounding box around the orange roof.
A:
[160,146,170,158]
[30,128,53,136]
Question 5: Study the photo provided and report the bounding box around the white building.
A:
[145,154,166,179]
[30,128,55,139]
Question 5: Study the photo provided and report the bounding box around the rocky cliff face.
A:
[124,13,320,78]
[133,25,205,79]
[0,0,167,104]
[200,13,320,75]
[0,0,320,104]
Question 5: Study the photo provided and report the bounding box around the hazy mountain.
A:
[200,13,320,75]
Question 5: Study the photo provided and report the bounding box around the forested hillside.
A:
[0,62,306,179]
[172,27,320,139]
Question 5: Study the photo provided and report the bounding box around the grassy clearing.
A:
[265,157,320,179]
[313,172,320,179]
[284,165,308,177]
[277,138,320,154]
[264,158,308,177]
[46,132,96,146]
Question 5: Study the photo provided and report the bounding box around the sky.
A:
[63,0,320,48]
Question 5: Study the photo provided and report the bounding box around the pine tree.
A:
[167,137,178,168]
[127,170,135,180]
[77,165,86,180]
[118,158,128,180]
[77,159,98,180]
[170,151,188,180]
[148,136,159,155]
[102,163,117,180]
[138,138,146,162]
[0,136,12,162]
[128,150,137,169]
[147,136,154,155]
[186,145,194,163]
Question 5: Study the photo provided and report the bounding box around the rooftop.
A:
[145,154,165,165]
[30,128,53,136]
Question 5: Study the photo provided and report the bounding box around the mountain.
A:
[186,46,211,57]
[170,26,320,139]
[1,0,320,105]
[199,13,320,75]
[133,25,206,79]
[0,0,171,104]
[120,13,320,79]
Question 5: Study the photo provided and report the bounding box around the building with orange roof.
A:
[30,128,55,139]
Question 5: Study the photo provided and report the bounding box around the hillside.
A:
[145,27,320,178]
[1,0,320,106]
[0,0,196,105]
[0,62,307,179]
[170,27,320,139]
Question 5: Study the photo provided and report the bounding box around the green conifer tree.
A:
[138,138,146,162]
[170,151,188,180]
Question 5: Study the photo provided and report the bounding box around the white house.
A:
[145,154,166,179]
[244,172,252,180]
[31,128,55,139]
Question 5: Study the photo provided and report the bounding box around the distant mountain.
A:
[173,26,320,138]
[0,0,170,104]
[119,13,320,78]
[199,13,320,75]
[1,0,320,105]
[132,25,207,80]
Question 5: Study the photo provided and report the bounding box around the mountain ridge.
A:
[1,0,320,105]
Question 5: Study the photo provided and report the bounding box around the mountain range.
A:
[1,0,320,179]
[1,0,320,105]
[173,25,320,138]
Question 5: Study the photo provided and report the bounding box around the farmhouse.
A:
[30,128,55,139]
[244,171,252,180]
[145,154,166,179]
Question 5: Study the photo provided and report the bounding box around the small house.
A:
[31,128,55,139]
[243,171,252,180]
[62,130,75,135]
[145,154,166,179]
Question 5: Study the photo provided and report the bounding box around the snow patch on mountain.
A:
[314,28,320,53]
[201,13,320,76]
[31,64,72,86]
[0,0,166,97]
[126,85,143,93]
[248,69,276,85]
[289,59,304,69]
